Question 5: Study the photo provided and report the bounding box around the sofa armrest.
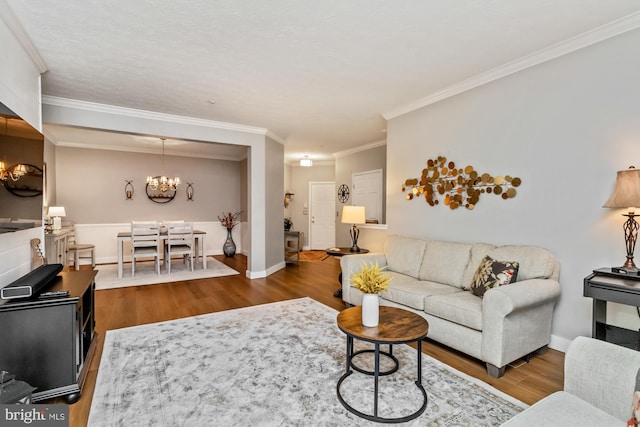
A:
[564,336,640,421]
[481,278,561,368]
[340,253,388,304]
[485,278,561,316]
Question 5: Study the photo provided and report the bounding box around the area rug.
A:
[299,250,329,262]
[88,298,525,426]
[94,257,240,290]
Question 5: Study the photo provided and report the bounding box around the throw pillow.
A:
[470,255,519,298]
[628,369,640,426]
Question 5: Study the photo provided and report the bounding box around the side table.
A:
[325,247,369,298]
[584,268,640,349]
[336,306,429,423]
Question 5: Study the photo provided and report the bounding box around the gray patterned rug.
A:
[88,298,525,426]
[94,258,239,290]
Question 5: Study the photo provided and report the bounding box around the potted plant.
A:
[284,217,293,231]
[351,262,392,327]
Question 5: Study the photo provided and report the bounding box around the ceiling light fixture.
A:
[300,156,312,167]
[146,138,180,192]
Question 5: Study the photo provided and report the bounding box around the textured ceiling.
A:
[5,1,640,162]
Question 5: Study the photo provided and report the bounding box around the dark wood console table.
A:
[326,247,369,298]
[584,268,640,350]
[0,269,98,403]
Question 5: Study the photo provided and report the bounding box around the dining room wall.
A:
[53,145,243,224]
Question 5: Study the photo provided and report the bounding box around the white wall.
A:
[386,28,640,347]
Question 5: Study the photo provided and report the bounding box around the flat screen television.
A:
[0,101,44,234]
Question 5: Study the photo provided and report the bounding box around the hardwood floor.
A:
[57,255,564,426]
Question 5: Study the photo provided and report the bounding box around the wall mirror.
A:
[0,102,45,233]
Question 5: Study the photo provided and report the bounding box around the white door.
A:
[309,182,335,249]
[352,169,383,223]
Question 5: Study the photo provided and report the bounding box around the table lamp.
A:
[603,166,640,271]
[341,206,366,252]
[48,206,66,231]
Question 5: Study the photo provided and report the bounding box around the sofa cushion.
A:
[470,256,519,298]
[488,245,555,280]
[380,273,463,311]
[501,391,622,426]
[461,243,497,290]
[383,235,427,278]
[418,240,472,288]
[423,291,483,331]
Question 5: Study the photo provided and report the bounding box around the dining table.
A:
[117,229,207,278]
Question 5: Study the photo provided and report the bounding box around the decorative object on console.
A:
[218,211,242,257]
[341,205,366,252]
[124,180,133,200]
[338,184,350,203]
[146,138,180,192]
[186,183,194,201]
[300,155,312,167]
[402,155,521,210]
[350,262,392,327]
[48,206,66,231]
[284,191,294,208]
[603,166,640,271]
[284,217,293,231]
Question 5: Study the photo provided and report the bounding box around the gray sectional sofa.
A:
[502,336,640,426]
[340,235,561,377]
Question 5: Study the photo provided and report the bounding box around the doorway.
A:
[309,181,335,249]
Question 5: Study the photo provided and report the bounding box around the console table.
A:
[584,268,640,350]
[284,230,303,265]
[0,269,98,403]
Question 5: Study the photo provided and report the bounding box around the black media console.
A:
[0,269,98,403]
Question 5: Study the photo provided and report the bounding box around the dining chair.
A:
[66,231,96,271]
[164,222,194,274]
[131,221,161,276]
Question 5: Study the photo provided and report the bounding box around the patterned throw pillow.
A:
[470,256,519,298]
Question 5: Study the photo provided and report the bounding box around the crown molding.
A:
[333,139,386,158]
[383,11,640,120]
[0,2,47,73]
[43,131,247,161]
[41,96,281,139]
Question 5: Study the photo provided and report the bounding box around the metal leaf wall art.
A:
[402,156,521,210]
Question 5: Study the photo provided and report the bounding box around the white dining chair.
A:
[131,221,161,276]
[164,222,194,274]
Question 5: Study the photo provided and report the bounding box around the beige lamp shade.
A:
[341,206,366,224]
[48,206,66,217]
[603,167,640,213]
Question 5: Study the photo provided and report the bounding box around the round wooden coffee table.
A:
[336,305,429,423]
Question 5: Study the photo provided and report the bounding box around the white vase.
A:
[361,293,379,327]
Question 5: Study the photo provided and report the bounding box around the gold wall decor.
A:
[402,156,521,210]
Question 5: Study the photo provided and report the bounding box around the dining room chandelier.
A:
[0,117,27,182]
[146,138,180,192]
[0,161,27,182]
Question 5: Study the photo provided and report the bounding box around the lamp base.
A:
[52,217,62,231]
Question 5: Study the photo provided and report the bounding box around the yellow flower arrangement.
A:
[351,262,392,294]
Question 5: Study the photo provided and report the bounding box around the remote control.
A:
[38,290,69,299]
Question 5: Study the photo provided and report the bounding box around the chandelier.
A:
[0,162,27,182]
[0,116,27,182]
[146,138,180,192]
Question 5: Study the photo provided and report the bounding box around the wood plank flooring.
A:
[55,255,564,426]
